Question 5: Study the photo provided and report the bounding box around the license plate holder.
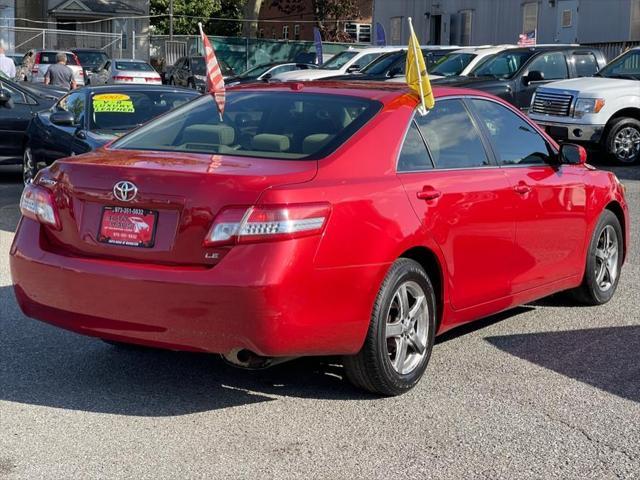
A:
[98,206,158,248]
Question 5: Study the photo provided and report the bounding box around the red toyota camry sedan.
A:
[10,82,629,396]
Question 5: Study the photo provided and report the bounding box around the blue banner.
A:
[374,22,386,46]
[313,27,323,66]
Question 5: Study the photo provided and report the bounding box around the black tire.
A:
[342,258,436,396]
[571,210,623,305]
[605,117,640,165]
[22,146,37,185]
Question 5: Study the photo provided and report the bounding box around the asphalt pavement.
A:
[0,163,639,479]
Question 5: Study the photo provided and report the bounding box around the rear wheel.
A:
[343,258,436,396]
[605,117,640,164]
[23,146,36,185]
[572,210,623,305]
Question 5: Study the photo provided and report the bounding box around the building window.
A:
[522,2,538,33]
[459,10,473,46]
[282,25,289,40]
[294,24,300,40]
[561,9,572,27]
[345,23,372,43]
[390,17,402,45]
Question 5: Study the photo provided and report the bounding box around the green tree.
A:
[151,0,246,36]
[269,0,360,41]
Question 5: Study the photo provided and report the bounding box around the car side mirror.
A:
[346,64,361,73]
[388,67,402,78]
[524,70,545,85]
[50,111,75,126]
[560,143,587,165]
[262,73,272,81]
[0,89,13,107]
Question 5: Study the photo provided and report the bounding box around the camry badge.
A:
[113,181,138,202]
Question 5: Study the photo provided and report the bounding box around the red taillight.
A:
[204,203,331,247]
[145,77,161,83]
[19,184,60,230]
[113,75,134,82]
[32,52,41,73]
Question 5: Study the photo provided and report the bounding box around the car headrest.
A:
[182,124,235,146]
[251,134,290,152]
[302,134,334,155]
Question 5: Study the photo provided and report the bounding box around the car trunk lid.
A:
[39,149,317,266]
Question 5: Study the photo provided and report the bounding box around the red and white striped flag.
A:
[518,30,537,47]
[198,22,225,119]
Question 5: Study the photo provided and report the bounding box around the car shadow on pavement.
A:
[0,167,22,233]
[486,325,640,403]
[0,285,377,416]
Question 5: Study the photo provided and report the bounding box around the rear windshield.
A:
[75,51,109,67]
[89,90,199,132]
[112,91,382,160]
[115,61,155,72]
[40,52,79,66]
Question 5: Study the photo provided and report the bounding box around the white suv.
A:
[272,47,401,82]
[529,47,640,164]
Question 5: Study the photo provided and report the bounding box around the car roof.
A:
[113,58,150,63]
[229,80,498,105]
[71,48,108,52]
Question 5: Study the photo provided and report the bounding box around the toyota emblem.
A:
[113,181,138,202]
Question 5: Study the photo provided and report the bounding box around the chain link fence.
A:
[7,27,124,59]
[149,35,365,75]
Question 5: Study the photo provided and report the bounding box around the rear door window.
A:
[397,121,433,172]
[573,52,599,77]
[415,99,491,169]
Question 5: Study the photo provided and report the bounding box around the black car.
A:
[326,47,460,81]
[432,46,607,112]
[225,62,319,86]
[72,48,111,82]
[23,85,199,184]
[165,56,235,91]
[0,77,58,167]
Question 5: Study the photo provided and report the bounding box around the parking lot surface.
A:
[0,163,639,479]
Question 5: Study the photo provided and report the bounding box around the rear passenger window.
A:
[470,99,552,166]
[397,121,432,172]
[415,99,491,169]
[574,53,599,77]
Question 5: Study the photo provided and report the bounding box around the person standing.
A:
[44,52,77,90]
[0,41,16,79]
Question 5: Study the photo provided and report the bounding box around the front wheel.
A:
[23,146,37,185]
[605,117,640,164]
[572,210,623,305]
[343,258,436,396]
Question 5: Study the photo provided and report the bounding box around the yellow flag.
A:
[406,17,435,113]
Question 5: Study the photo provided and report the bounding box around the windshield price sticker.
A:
[93,93,135,113]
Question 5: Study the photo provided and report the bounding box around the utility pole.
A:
[169,0,174,39]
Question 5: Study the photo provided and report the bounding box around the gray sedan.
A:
[89,59,162,86]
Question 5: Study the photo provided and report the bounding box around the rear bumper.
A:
[10,219,387,357]
[532,119,605,144]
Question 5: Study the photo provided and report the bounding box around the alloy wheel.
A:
[613,126,640,163]
[594,225,619,292]
[23,147,36,185]
[385,281,429,375]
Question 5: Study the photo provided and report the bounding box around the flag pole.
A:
[408,17,426,114]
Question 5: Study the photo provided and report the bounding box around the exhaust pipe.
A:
[221,348,296,369]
